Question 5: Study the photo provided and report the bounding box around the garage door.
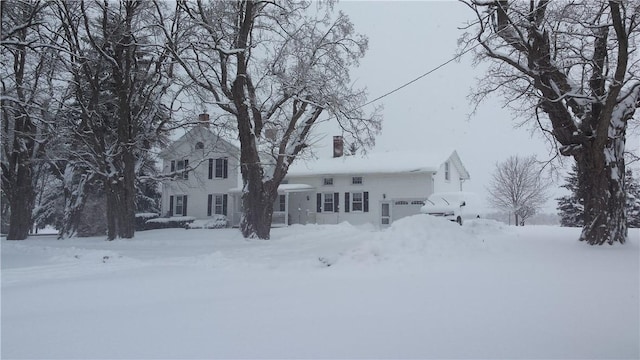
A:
[392,199,426,222]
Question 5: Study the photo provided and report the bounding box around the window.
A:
[276,194,286,212]
[208,194,227,216]
[395,200,409,205]
[215,158,228,179]
[317,192,339,213]
[351,192,363,212]
[195,142,204,150]
[173,195,187,216]
[214,195,224,215]
[323,193,334,212]
[352,176,363,185]
[171,159,189,180]
[323,177,334,186]
[445,161,450,181]
[411,200,425,205]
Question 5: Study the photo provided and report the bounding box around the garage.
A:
[392,198,426,222]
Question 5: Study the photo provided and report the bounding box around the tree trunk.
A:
[116,151,136,239]
[240,182,277,240]
[6,163,34,240]
[576,135,627,245]
[105,180,118,241]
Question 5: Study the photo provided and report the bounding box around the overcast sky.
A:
[306,1,559,210]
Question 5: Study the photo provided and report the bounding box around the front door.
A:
[381,201,391,226]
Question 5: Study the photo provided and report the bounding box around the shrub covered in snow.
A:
[187,215,228,229]
[144,216,195,230]
[134,213,160,231]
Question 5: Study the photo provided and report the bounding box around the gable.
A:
[159,126,239,160]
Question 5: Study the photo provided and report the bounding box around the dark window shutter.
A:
[344,192,350,213]
[334,192,339,213]
[363,192,369,212]
[183,195,188,216]
[183,159,189,180]
[223,158,228,179]
[207,194,212,216]
[169,196,174,216]
[223,194,228,216]
[208,159,213,179]
[170,160,175,173]
[317,193,322,212]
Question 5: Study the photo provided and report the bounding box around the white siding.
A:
[160,127,240,219]
[286,172,434,227]
[433,159,464,193]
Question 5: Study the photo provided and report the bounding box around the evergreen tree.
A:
[558,165,640,228]
[625,169,640,228]
[557,165,584,227]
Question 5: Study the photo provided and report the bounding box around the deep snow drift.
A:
[2,216,639,359]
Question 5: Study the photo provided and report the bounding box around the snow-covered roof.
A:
[287,149,469,178]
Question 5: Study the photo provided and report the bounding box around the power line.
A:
[359,40,485,109]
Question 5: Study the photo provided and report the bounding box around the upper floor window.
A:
[195,141,204,150]
[209,157,228,179]
[170,159,189,180]
[352,176,363,185]
[445,161,450,181]
[323,177,334,186]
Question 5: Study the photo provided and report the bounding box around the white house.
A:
[159,120,470,228]
[159,114,240,220]
[282,138,470,227]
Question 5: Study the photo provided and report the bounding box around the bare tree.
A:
[1,0,62,240]
[55,0,174,239]
[487,155,550,226]
[157,0,382,239]
[461,0,640,244]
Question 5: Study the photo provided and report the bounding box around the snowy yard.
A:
[2,216,638,359]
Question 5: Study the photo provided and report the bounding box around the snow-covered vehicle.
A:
[420,192,481,225]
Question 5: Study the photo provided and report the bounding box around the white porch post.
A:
[284,192,290,226]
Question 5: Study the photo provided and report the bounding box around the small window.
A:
[323,193,334,212]
[352,176,363,185]
[275,194,286,212]
[351,192,363,212]
[195,141,204,150]
[395,200,409,205]
[411,200,425,205]
[323,178,334,186]
[445,161,450,181]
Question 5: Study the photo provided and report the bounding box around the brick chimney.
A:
[333,136,344,158]
[198,113,210,127]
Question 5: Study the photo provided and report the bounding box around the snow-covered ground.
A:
[2,216,639,359]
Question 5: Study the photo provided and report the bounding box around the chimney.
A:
[198,113,210,127]
[333,136,344,158]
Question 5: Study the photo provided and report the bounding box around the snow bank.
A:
[325,215,500,268]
